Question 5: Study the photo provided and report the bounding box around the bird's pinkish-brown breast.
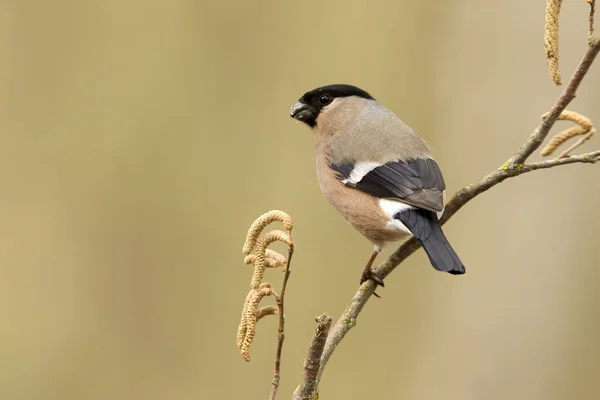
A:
[314,138,409,248]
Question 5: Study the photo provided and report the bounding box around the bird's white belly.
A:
[377,198,414,235]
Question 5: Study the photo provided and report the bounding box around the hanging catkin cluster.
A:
[544,0,563,85]
[237,210,294,361]
[540,110,596,158]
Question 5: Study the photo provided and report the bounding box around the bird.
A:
[290,84,465,287]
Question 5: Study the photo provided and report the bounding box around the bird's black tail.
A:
[395,208,466,275]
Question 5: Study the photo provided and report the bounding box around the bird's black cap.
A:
[299,84,375,104]
[291,84,375,127]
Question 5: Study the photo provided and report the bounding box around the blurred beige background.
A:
[1,1,599,399]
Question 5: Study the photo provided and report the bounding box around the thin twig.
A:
[520,150,599,171]
[297,37,600,395]
[589,0,596,39]
[293,314,332,400]
[269,237,294,400]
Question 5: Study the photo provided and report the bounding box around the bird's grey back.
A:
[329,99,432,164]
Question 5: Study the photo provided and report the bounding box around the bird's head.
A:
[290,84,374,128]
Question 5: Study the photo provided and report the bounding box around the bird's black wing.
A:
[330,158,446,213]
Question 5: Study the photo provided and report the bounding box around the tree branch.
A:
[298,37,600,395]
[293,314,332,400]
[269,240,294,400]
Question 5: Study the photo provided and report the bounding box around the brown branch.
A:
[297,36,600,395]
[293,314,332,400]
[269,237,294,400]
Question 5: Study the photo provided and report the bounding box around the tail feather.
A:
[420,229,465,274]
[395,208,466,275]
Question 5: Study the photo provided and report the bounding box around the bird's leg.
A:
[360,247,385,287]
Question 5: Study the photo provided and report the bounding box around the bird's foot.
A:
[359,248,384,297]
[360,268,385,287]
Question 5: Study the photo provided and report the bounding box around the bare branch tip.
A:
[315,314,333,331]
[293,315,332,400]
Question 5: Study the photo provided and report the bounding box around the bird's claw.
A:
[360,268,385,287]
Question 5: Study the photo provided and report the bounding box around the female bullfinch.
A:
[290,84,465,286]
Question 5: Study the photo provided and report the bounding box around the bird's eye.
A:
[318,94,332,105]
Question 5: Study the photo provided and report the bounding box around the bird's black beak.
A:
[290,101,313,122]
